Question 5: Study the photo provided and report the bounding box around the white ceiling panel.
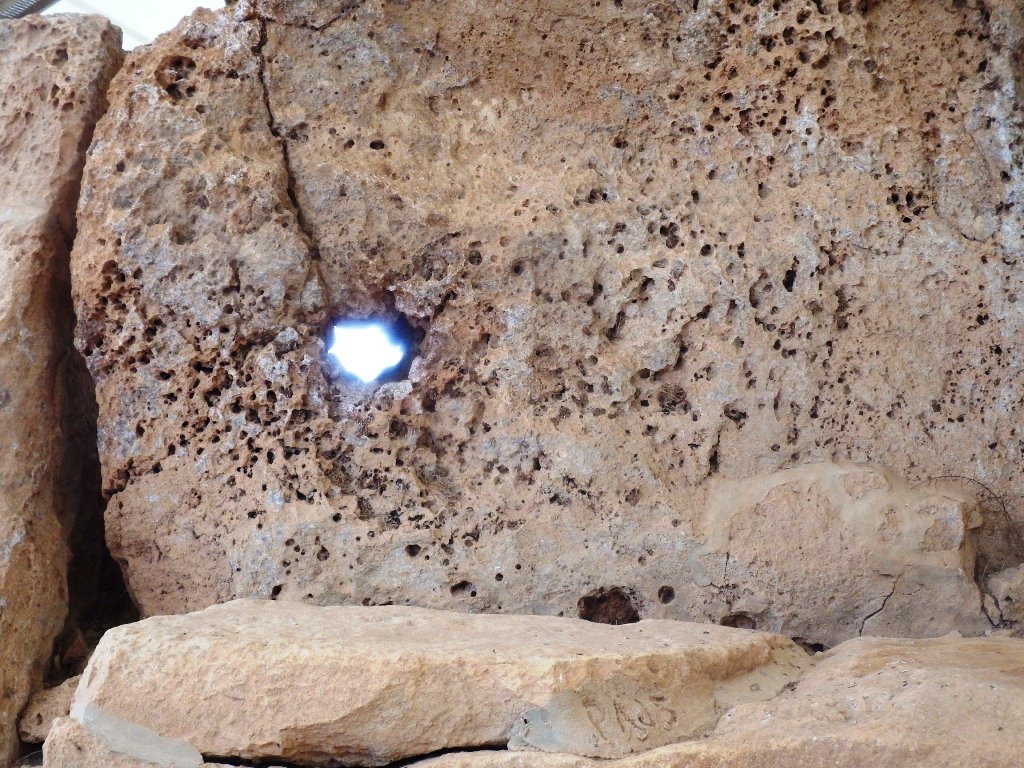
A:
[44,0,224,49]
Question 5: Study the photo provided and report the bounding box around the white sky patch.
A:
[328,322,406,384]
[43,0,224,49]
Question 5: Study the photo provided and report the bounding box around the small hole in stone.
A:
[657,585,675,604]
[792,637,827,654]
[405,544,422,557]
[450,580,475,597]
[720,612,756,630]
[578,586,640,625]
[326,315,421,384]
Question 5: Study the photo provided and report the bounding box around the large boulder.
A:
[0,14,122,765]
[42,602,1024,768]
[54,599,807,766]
[421,634,1024,768]
[71,0,1023,641]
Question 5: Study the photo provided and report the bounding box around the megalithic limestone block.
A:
[418,635,1024,768]
[72,0,1023,641]
[42,603,1024,768]
[0,13,123,766]
[56,600,808,766]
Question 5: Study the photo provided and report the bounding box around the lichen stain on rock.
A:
[70,0,1023,645]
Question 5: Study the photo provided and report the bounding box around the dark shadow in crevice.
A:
[205,743,508,768]
[48,346,139,688]
[578,586,641,625]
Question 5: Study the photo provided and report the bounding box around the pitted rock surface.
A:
[0,14,123,766]
[19,675,80,745]
[72,0,1023,641]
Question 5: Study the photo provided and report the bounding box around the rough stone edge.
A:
[0,12,126,767]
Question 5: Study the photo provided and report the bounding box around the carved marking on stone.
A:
[509,674,709,759]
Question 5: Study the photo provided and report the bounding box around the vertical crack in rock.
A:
[859,576,899,637]
[254,17,321,264]
[72,0,1022,644]
[981,592,1004,627]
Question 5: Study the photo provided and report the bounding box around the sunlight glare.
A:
[327,322,406,383]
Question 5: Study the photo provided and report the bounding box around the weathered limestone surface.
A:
[420,635,1024,768]
[988,564,1024,623]
[0,15,122,766]
[72,0,1024,641]
[60,600,806,766]
[43,717,228,768]
[18,676,79,745]
[43,604,1024,768]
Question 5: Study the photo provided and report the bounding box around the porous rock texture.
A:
[420,634,1024,768]
[55,600,807,766]
[0,15,122,766]
[72,0,1024,643]
[988,564,1024,623]
[18,675,79,746]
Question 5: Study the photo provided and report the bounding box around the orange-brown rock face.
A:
[0,14,123,766]
[39,603,1024,768]
[72,1,1023,643]
[58,600,807,766]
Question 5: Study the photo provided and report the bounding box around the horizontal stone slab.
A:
[419,634,1024,768]
[43,716,282,768]
[62,600,807,766]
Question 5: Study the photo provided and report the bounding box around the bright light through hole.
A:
[327,321,406,384]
